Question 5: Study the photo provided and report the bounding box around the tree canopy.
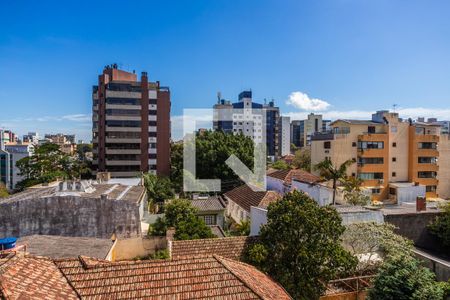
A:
[16,143,89,190]
[143,173,174,204]
[314,158,354,205]
[428,203,450,247]
[292,148,311,171]
[149,199,215,240]
[246,190,357,299]
[170,131,254,193]
[341,176,370,206]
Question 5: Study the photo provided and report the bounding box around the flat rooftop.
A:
[18,235,113,259]
[0,180,146,205]
[381,202,443,215]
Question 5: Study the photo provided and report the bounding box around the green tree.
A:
[341,176,370,206]
[230,219,250,236]
[0,182,9,198]
[368,254,445,300]
[271,159,290,170]
[246,191,357,299]
[428,203,450,247]
[16,143,88,190]
[292,148,311,171]
[143,173,174,212]
[170,131,254,193]
[149,199,214,240]
[314,158,354,205]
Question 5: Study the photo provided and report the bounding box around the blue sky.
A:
[1,0,450,141]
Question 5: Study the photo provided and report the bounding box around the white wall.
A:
[397,185,426,204]
[226,199,248,224]
[280,116,291,156]
[291,180,333,206]
[266,177,287,194]
[250,206,268,236]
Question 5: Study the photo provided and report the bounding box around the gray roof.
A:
[0,181,146,204]
[209,225,226,238]
[18,235,113,259]
[191,196,226,211]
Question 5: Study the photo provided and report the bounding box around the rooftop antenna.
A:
[392,103,398,112]
[217,91,222,104]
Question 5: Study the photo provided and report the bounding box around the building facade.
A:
[311,110,449,201]
[213,91,281,158]
[290,113,324,148]
[279,116,291,156]
[92,65,171,178]
[4,143,34,190]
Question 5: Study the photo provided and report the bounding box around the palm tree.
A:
[314,158,354,205]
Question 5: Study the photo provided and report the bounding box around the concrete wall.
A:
[340,210,384,225]
[384,211,441,250]
[0,195,141,239]
[415,249,450,282]
[108,236,167,261]
[267,177,287,194]
[226,199,248,224]
[292,180,333,206]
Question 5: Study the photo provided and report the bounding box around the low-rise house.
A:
[190,195,226,228]
[224,184,281,223]
[0,251,291,299]
[267,169,333,206]
[0,180,146,239]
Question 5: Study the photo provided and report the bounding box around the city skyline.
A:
[2,0,450,141]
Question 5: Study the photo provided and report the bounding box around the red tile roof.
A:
[224,184,282,212]
[268,169,321,185]
[171,236,258,261]
[54,254,291,299]
[0,255,78,299]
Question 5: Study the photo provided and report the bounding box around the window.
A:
[358,157,384,165]
[389,188,396,195]
[352,142,357,147]
[392,157,396,162]
[392,172,396,177]
[426,185,437,192]
[202,215,216,225]
[418,157,437,164]
[372,188,381,194]
[418,142,437,149]
[358,141,384,149]
[391,126,398,133]
[392,142,397,147]
[324,141,331,149]
[358,172,384,180]
[418,171,437,178]
[368,126,376,133]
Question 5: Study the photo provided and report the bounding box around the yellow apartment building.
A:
[311,110,449,202]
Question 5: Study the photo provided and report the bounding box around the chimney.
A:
[416,196,426,212]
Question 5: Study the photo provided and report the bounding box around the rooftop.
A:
[332,119,382,126]
[224,184,281,212]
[1,253,291,299]
[0,180,146,205]
[268,169,321,185]
[17,235,113,259]
[190,196,226,211]
[171,236,258,261]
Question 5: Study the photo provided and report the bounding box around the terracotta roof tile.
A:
[53,254,290,299]
[224,185,281,212]
[171,236,258,261]
[268,169,321,185]
[190,196,226,211]
[0,255,78,299]
[216,255,291,300]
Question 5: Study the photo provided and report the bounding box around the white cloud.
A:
[286,91,331,111]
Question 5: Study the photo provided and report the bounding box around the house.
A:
[190,195,226,228]
[267,169,333,206]
[0,251,291,299]
[170,235,258,261]
[224,184,281,223]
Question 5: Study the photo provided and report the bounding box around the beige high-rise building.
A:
[311,110,449,202]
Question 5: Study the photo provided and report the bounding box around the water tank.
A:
[0,237,17,250]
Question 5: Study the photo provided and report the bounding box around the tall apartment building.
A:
[4,143,34,190]
[311,110,450,201]
[290,113,324,148]
[213,91,281,158]
[22,132,39,144]
[92,65,171,178]
[279,116,291,156]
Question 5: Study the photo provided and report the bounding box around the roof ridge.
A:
[172,235,249,244]
[213,255,263,299]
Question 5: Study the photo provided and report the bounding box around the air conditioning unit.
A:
[378,179,384,184]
